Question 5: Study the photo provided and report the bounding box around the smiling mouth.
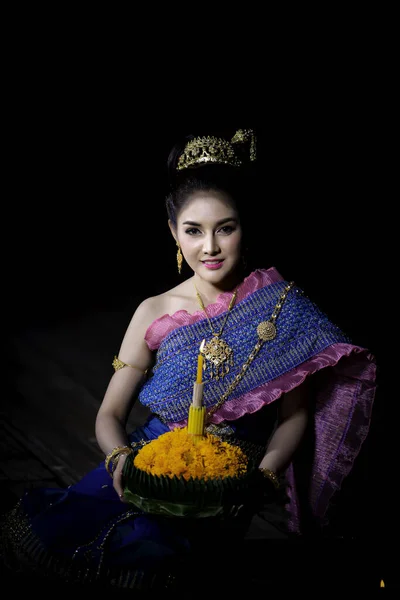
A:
[202,260,224,269]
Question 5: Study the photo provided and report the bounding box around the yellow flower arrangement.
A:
[122,427,254,518]
[133,426,248,481]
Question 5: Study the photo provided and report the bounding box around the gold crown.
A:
[177,129,256,171]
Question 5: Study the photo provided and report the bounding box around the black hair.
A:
[165,133,257,229]
[164,132,260,275]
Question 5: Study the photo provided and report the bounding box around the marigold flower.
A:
[133,427,248,480]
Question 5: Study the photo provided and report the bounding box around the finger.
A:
[113,475,124,497]
[113,462,128,502]
[114,483,128,502]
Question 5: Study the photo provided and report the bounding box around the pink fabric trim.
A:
[169,343,374,428]
[144,267,284,351]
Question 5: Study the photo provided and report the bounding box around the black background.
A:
[6,60,390,466]
[1,12,396,590]
[5,41,391,406]
[7,110,389,367]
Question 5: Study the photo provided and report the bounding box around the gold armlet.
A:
[259,468,280,489]
[112,356,148,376]
[105,445,133,477]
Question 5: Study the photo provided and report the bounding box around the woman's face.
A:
[172,190,243,285]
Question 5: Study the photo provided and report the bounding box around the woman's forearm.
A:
[95,413,130,456]
[259,407,308,474]
[94,366,146,456]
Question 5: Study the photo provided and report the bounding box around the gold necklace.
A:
[194,283,237,380]
[204,280,295,435]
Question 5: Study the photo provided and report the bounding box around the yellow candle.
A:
[189,341,206,440]
[196,353,204,384]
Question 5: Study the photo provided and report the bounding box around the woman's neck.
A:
[192,269,245,305]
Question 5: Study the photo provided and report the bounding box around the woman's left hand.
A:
[112,453,130,503]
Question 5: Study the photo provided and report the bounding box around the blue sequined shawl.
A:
[138,280,351,425]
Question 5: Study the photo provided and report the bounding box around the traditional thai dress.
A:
[0,268,377,590]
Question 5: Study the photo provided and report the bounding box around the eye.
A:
[185,227,201,235]
[218,225,235,234]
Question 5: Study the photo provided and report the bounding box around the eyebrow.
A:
[182,217,238,226]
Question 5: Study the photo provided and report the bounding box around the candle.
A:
[196,353,204,384]
[188,340,206,439]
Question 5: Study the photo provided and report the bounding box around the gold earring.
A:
[176,242,183,274]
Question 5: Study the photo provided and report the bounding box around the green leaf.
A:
[122,489,224,518]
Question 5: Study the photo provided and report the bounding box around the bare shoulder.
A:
[117,278,198,366]
[133,279,198,326]
[118,293,173,361]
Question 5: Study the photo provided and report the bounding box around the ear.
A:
[168,219,178,243]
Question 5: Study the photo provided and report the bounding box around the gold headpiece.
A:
[177,129,256,171]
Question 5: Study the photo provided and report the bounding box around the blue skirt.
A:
[1,414,288,590]
[1,417,197,589]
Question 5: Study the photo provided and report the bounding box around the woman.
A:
[1,129,377,591]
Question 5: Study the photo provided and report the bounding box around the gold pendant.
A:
[202,335,233,380]
[205,422,235,437]
[257,320,277,341]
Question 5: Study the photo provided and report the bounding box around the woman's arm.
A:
[95,298,156,451]
[258,379,310,475]
[95,297,157,498]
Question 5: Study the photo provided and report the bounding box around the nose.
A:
[203,233,220,255]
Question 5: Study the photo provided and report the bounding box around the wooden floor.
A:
[1,295,150,512]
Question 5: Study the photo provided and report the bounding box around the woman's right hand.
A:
[112,452,130,503]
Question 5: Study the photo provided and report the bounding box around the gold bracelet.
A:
[112,356,148,375]
[259,468,280,489]
[105,445,133,477]
[111,452,130,475]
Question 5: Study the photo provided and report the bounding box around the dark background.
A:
[2,24,394,588]
[6,114,389,508]
[8,115,388,339]
[8,109,389,379]
[1,7,397,588]
[6,96,389,457]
